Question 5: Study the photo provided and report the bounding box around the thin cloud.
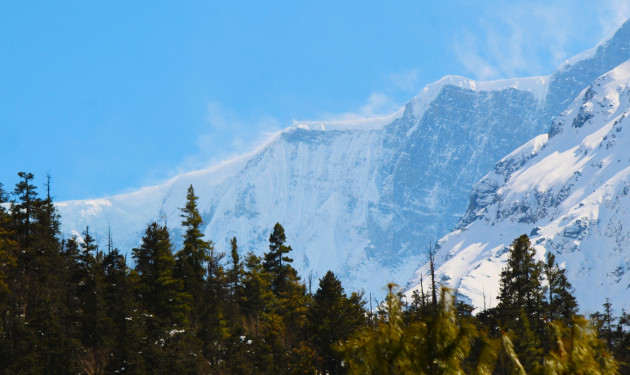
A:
[389,69,420,92]
[316,92,400,121]
[451,1,623,81]
[176,101,282,173]
[598,0,630,34]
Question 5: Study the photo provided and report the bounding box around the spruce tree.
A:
[200,244,229,369]
[497,235,545,330]
[174,185,211,331]
[0,183,16,314]
[77,228,115,368]
[544,251,578,324]
[133,222,191,331]
[309,271,366,375]
[263,222,294,295]
[133,222,198,374]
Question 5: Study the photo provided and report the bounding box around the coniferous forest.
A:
[1,172,630,374]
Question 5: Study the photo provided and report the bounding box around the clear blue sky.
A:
[1,1,628,201]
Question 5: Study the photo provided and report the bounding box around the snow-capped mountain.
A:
[406,58,630,314]
[57,20,630,297]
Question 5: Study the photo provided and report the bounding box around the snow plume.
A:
[177,101,282,174]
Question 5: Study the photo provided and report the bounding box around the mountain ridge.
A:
[56,19,630,298]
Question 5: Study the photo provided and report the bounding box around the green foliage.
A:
[497,235,546,329]
[0,177,625,375]
[340,284,413,375]
[309,270,366,374]
[543,317,618,375]
[133,222,191,330]
[544,252,578,324]
[264,222,294,295]
[175,184,212,329]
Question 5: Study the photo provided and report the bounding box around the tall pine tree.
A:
[175,185,211,331]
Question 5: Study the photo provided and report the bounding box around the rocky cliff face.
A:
[58,21,630,297]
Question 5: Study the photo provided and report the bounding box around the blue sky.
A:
[1,1,628,201]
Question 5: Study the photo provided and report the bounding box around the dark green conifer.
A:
[544,251,578,324]
[263,222,294,295]
[497,235,545,330]
[174,185,211,330]
[309,271,366,374]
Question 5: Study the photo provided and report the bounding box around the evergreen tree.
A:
[175,185,211,331]
[199,244,230,369]
[76,228,115,368]
[133,222,199,374]
[309,271,366,374]
[0,183,16,316]
[102,248,146,374]
[544,251,578,324]
[235,251,279,374]
[263,222,294,295]
[228,236,243,300]
[133,222,191,331]
[1,173,80,373]
[590,298,616,350]
[497,235,545,330]
[408,288,483,375]
[509,309,543,374]
[11,172,38,243]
[496,235,547,371]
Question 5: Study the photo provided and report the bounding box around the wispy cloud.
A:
[598,0,630,34]
[176,101,282,173]
[389,69,420,92]
[452,1,628,81]
[310,92,400,121]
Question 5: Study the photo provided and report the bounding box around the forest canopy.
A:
[0,172,627,374]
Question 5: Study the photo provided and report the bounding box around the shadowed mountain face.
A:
[57,21,630,297]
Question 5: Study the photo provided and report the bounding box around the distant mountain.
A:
[58,20,630,298]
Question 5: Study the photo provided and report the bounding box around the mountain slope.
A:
[406,59,630,313]
[57,20,630,296]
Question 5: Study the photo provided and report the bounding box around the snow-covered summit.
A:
[57,19,630,298]
[410,75,549,118]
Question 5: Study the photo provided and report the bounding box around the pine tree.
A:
[133,222,191,331]
[174,185,211,331]
[496,235,546,371]
[236,252,279,374]
[11,172,38,243]
[544,251,578,324]
[102,248,146,374]
[263,222,294,296]
[0,183,16,315]
[408,288,481,375]
[309,271,366,375]
[497,235,545,330]
[199,244,230,369]
[133,222,199,374]
[228,236,243,300]
[76,228,115,368]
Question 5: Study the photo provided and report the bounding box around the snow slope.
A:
[406,60,630,313]
[57,20,630,297]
